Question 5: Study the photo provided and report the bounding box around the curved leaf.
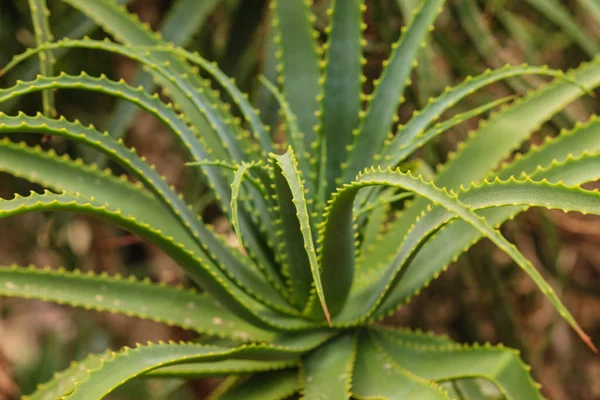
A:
[435,56,600,192]
[0,191,280,323]
[0,73,277,262]
[387,95,515,168]
[270,155,312,307]
[1,37,281,286]
[0,265,271,342]
[497,116,600,180]
[382,65,573,167]
[352,331,449,399]
[0,113,295,316]
[371,328,542,399]
[271,148,325,318]
[370,56,600,287]
[377,151,600,318]
[56,331,332,399]
[344,0,447,181]
[60,0,232,163]
[322,169,593,350]
[24,352,110,400]
[141,45,273,155]
[103,0,219,143]
[145,359,297,378]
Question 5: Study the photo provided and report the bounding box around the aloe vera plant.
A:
[2,0,600,398]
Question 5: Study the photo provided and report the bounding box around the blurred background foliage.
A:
[1,0,600,398]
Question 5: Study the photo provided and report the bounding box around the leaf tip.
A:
[575,326,597,353]
[319,298,332,326]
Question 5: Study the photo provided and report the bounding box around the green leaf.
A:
[271,148,320,313]
[0,143,308,333]
[210,369,299,400]
[372,328,543,399]
[0,190,283,325]
[0,72,270,260]
[54,331,332,399]
[497,116,600,180]
[435,56,600,193]
[376,122,600,319]
[372,57,600,286]
[0,73,212,164]
[260,76,313,198]
[0,112,296,313]
[352,331,449,399]
[101,0,219,157]
[324,169,592,350]
[318,0,363,201]
[374,160,600,327]
[396,0,441,106]
[61,0,236,166]
[145,359,297,378]
[271,0,321,150]
[357,95,514,212]
[0,138,208,259]
[302,332,357,400]
[27,0,55,117]
[382,65,572,168]
[141,45,274,155]
[389,95,514,166]
[3,38,281,284]
[344,0,446,181]
[230,162,273,259]
[24,351,111,400]
[0,265,271,342]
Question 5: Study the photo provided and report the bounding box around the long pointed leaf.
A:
[27,0,55,116]
[343,0,446,181]
[0,119,313,330]
[103,0,219,143]
[271,148,326,319]
[376,120,600,318]
[373,57,600,280]
[36,331,332,400]
[271,0,321,149]
[318,0,363,200]
[322,169,594,350]
[372,328,542,399]
[0,265,270,342]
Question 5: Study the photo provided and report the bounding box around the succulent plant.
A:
[1,0,600,398]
